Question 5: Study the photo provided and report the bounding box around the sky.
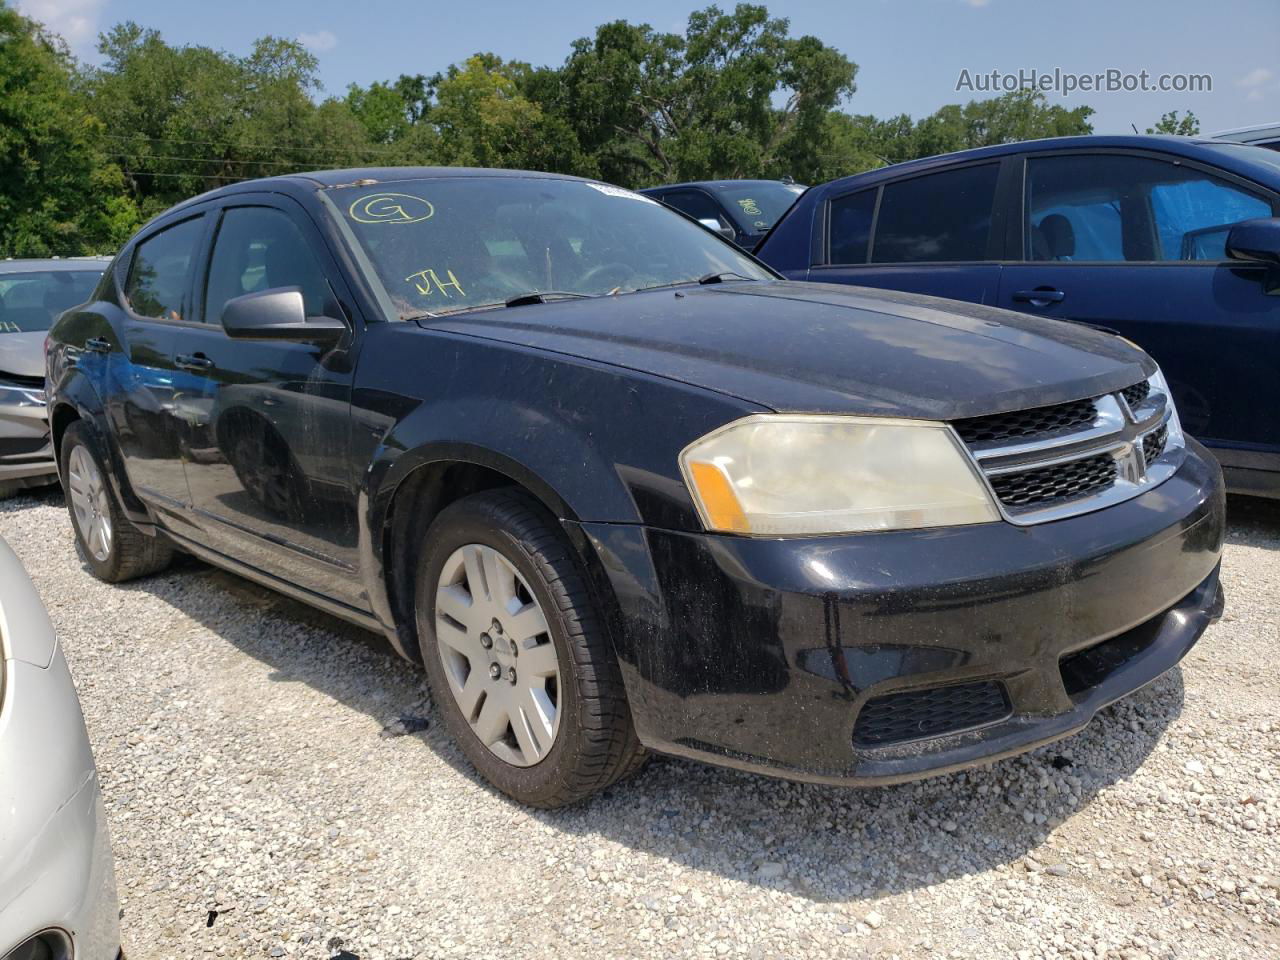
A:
[16,0,1280,136]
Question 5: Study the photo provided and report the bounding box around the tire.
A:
[415,489,646,808]
[60,420,174,583]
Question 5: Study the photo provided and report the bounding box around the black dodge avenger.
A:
[46,168,1225,807]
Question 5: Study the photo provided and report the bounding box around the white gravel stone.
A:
[4,488,1279,960]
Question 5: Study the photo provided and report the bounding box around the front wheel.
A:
[60,420,173,582]
[415,489,645,807]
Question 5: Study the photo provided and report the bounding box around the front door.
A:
[995,151,1280,464]
[171,200,362,604]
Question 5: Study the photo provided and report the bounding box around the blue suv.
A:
[755,136,1280,497]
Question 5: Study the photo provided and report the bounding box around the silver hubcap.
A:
[434,544,560,767]
[68,445,112,562]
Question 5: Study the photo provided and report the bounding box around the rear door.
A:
[994,149,1280,459]
[105,213,211,526]
[809,160,1009,303]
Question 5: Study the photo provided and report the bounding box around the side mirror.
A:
[1226,217,1280,267]
[698,218,737,241]
[220,288,347,344]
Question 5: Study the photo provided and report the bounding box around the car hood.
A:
[0,332,46,379]
[423,281,1154,419]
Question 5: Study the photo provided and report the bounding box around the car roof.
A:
[0,256,111,275]
[640,179,799,193]
[150,166,602,225]
[1211,122,1280,143]
[810,134,1280,195]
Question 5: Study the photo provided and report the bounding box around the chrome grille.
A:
[955,375,1183,525]
[953,398,1097,445]
[988,453,1117,509]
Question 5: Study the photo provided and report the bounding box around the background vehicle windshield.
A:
[328,177,774,318]
[0,270,101,333]
[713,183,805,233]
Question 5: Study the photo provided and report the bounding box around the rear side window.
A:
[124,217,205,322]
[1027,154,1273,262]
[871,164,999,263]
[828,190,876,264]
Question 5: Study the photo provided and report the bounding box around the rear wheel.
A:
[416,489,645,807]
[61,420,173,582]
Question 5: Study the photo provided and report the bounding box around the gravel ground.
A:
[2,487,1278,960]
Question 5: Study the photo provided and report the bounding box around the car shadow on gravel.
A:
[111,532,1188,905]
[1225,494,1280,549]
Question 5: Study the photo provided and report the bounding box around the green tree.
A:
[1147,110,1199,136]
[0,5,136,255]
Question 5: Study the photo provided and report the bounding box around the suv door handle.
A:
[174,353,214,371]
[85,337,111,353]
[1012,288,1066,306]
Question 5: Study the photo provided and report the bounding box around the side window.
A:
[828,189,877,264]
[663,191,731,230]
[205,206,332,324]
[871,164,999,263]
[124,217,205,322]
[1027,154,1273,262]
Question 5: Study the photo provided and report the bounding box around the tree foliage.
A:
[1147,110,1199,136]
[0,1,1104,257]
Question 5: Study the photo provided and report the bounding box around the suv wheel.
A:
[60,420,173,582]
[416,489,646,807]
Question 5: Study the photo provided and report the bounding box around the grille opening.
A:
[988,453,1117,510]
[1121,380,1151,410]
[1142,426,1168,466]
[953,398,1097,446]
[1059,618,1162,699]
[853,680,1011,748]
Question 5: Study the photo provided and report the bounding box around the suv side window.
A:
[662,191,732,231]
[871,164,999,263]
[123,216,205,322]
[828,189,877,264]
[1027,154,1273,262]
[205,206,332,324]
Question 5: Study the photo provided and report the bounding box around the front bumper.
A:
[0,385,56,485]
[578,439,1226,785]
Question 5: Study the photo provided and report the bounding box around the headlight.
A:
[679,414,1000,536]
[1148,367,1186,449]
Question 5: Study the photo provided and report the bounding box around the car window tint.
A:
[0,271,101,333]
[828,190,877,264]
[871,164,998,263]
[1027,154,1273,262]
[663,191,731,229]
[205,207,331,324]
[124,217,205,322]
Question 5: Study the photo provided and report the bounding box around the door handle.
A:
[85,337,111,353]
[1012,288,1066,306]
[174,353,214,371]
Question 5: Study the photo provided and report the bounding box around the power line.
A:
[104,133,407,158]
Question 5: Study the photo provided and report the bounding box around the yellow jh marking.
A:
[406,268,466,298]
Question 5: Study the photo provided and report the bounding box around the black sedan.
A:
[47,167,1224,807]
[638,179,804,249]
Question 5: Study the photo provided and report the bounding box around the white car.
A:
[0,259,107,499]
[0,536,120,959]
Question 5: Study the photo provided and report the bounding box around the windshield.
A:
[327,177,774,319]
[712,183,805,234]
[0,270,102,333]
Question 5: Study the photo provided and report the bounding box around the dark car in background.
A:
[755,136,1280,498]
[1213,122,1280,151]
[47,167,1224,807]
[639,179,804,248]
[0,258,108,498]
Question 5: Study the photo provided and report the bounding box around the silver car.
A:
[0,536,120,959]
[0,260,108,499]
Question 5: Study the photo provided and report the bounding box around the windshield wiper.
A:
[697,271,758,284]
[504,291,594,307]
